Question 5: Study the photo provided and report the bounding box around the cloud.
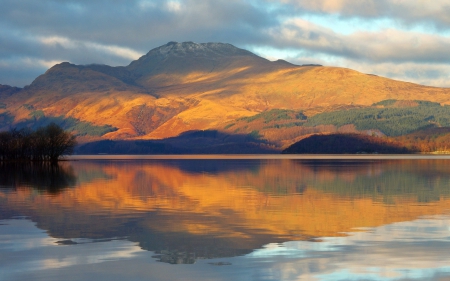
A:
[247,215,450,280]
[0,219,145,279]
[0,29,143,86]
[267,18,450,64]
[277,0,450,30]
[0,0,275,49]
[255,17,450,86]
[37,36,142,61]
[4,215,450,281]
[0,0,449,87]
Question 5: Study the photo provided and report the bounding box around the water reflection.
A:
[0,162,76,194]
[3,215,450,280]
[296,160,450,203]
[1,158,450,266]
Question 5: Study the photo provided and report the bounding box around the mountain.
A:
[0,84,22,96]
[2,41,450,153]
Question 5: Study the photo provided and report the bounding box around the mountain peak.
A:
[147,41,256,59]
[126,41,264,76]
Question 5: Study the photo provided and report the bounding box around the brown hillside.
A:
[2,41,450,146]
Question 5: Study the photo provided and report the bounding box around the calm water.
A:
[1,156,450,281]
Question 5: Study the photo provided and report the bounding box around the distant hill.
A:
[76,130,277,154]
[282,134,411,154]
[0,84,22,97]
[2,41,450,153]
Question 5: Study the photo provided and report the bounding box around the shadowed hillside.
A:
[76,130,278,154]
[282,134,412,154]
[0,84,21,97]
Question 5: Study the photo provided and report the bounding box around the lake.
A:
[1,156,450,281]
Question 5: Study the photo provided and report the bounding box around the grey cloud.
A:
[0,0,278,50]
[267,19,450,64]
[0,29,130,65]
[0,30,35,58]
[0,27,138,85]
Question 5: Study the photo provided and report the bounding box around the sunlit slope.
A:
[2,61,194,139]
[143,65,450,139]
[3,160,450,242]
[3,41,450,142]
[146,64,450,109]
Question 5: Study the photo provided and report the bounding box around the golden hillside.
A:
[2,41,450,148]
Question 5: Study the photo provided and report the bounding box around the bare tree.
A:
[41,123,77,162]
[0,123,77,162]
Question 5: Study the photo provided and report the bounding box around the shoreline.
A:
[65,154,450,160]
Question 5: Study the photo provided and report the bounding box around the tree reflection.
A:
[0,162,76,194]
[294,159,450,202]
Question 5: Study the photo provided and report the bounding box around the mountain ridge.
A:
[2,41,450,153]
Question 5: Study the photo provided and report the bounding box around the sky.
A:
[1,0,450,88]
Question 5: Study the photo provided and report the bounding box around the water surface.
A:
[1,157,450,280]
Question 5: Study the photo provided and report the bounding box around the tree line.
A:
[0,123,77,162]
[282,133,411,154]
[305,101,450,136]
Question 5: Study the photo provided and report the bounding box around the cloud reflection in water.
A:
[2,216,450,281]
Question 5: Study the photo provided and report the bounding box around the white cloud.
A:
[86,43,142,61]
[166,0,182,13]
[37,35,141,61]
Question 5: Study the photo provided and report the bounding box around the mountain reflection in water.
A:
[1,158,450,265]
